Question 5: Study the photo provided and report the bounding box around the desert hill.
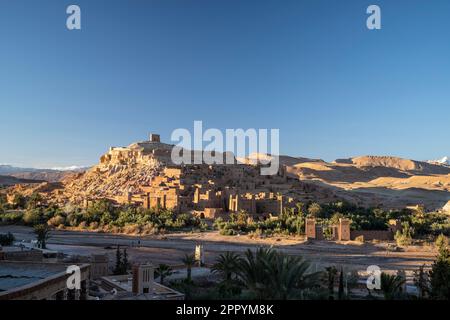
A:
[283,155,450,209]
[237,153,324,166]
[334,155,450,175]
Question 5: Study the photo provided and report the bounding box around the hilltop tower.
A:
[149,133,160,143]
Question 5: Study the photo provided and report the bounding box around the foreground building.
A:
[99,263,184,300]
[0,261,90,300]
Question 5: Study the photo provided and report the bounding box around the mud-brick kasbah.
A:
[79,133,404,241]
[18,133,403,241]
[107,134,299,220]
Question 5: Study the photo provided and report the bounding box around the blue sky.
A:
[0,0,449,168]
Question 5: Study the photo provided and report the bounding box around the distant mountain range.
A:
[0,164,88,184]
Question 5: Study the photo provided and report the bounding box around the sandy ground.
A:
[0,226,437,274]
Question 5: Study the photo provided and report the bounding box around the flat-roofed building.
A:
[100,263,184,300]
[0,261,90,300]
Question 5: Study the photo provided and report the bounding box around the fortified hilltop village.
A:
[3,132,450,242]
[5,133,450,219]
[8,133,334,219]
[95,133,326,220]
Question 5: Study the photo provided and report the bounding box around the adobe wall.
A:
[350,230,393,241]
[204,208,225,219]
[305,218,316,239]
[256,198,282,215]
[338,218,351,241]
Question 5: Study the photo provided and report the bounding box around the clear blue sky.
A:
[0,0,449,168]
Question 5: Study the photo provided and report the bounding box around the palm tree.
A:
[211,251,241,282]
[237,247,275,299]
[265,252,321,299]
[380,272,405,300]
[295,202,305,217]
[237,247,322,300]
[33,224,50,249]
[155,264,173,285]
[182,254,196,282]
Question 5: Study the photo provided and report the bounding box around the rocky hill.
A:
[49,139,174,203]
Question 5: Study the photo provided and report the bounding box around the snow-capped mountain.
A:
[427,156,449,166]
[0,164,87,175]
[49,165,87,171]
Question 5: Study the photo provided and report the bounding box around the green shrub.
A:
[220,228,237,236]
[66,212,81,227]
[23,208,44,226]
[395,222,414,246]
[0,211,24,224]
[47,215,65,227]
[11,193,27,209]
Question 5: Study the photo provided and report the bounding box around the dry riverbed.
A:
[0,225,437,273]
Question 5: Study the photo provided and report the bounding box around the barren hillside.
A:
[284,155,450,209]
[335,155,450,175]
